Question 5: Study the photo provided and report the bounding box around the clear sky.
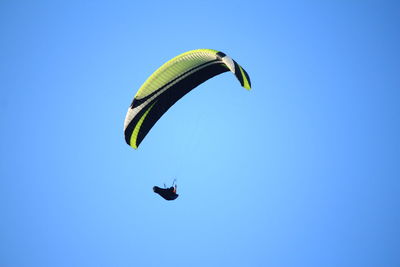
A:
[1,1,400,267]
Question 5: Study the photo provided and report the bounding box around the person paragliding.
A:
[153,179,179,201]
[123,49,251,199]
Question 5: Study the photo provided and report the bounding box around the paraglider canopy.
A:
[124,49,251,149]
[153,185,178,201]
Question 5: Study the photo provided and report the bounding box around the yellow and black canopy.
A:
[124,49,251,149]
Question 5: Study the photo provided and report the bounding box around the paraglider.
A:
[123,49,251,149]
[123,49,251,201]
[153,180,179,201]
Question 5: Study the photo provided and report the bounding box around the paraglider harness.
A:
[153,179,178,201]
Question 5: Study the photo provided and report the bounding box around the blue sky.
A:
[1,1,399,266]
